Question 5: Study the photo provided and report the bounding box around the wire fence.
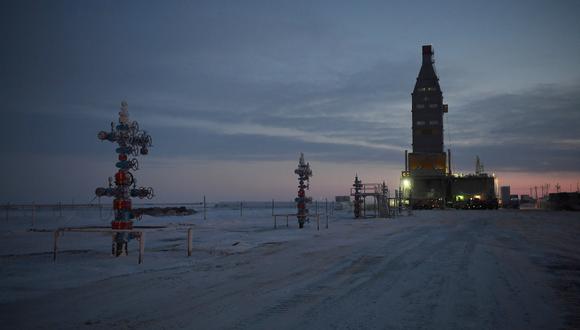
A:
[1,199,338,230]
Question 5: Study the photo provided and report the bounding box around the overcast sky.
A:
[1,0,579,202]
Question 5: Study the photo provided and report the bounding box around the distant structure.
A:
[547,192,580,211]
[402,45,498,209]
[334,195,352,211]
[407,45,448,176]
[294,153,313,228]
[350,175,391,218]
[500,186,511,206]
[352,175,363,218]
[475,156,484,175]
[95,101,153,255]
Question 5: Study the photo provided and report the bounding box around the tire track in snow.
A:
[230,224,437,329]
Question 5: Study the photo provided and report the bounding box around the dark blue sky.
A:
[1,0,579,202]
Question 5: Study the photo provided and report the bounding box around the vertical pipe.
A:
[363,198,366,218]
[393,195,396,216]
[138,232,145,264]
[447,149,452,175]
[398,189,402,215]
[111,234,115,256]
[317,214,319,231]
[203,195,206,220]
[187,228,193,257]
[332,202,334,215]
[405,149,408,172]
[325,198,329,229]
[32,201,35,229]
[53,230,59,262]
[329,202,332,216]
[315,200,318,216]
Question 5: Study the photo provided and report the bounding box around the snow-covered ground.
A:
[1,206,579,329]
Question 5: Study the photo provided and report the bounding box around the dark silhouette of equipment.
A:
[95,101,153,256]
[294,153,312,228]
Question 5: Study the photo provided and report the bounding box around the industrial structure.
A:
[294,153,313,228]
[352,175,363,218]
[401,45,498,209]
[95,101,154,255]
[350,175,392,218]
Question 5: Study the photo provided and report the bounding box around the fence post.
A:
[325,198,328,229]
[138,232,145,264]
[316,200,318,216]
[187,228,193,257]
[32,201,36,229]
[53,230,59,262]
[317,214,320,231]
[329,201,332,216]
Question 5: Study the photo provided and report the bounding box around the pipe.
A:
[405,150,408,172]
[447,149,452,175]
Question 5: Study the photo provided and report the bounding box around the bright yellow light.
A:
[474,195,481,199]
[402,178,411,189]
[456,195,464,201]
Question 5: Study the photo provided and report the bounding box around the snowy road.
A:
[1,210,579,329]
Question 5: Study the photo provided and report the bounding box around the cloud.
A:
[2,0,580,203]
[147,115,403,152]
[446,82,580,172]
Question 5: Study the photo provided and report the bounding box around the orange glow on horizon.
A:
[495,171,580,196]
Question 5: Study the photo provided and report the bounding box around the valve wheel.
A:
[130,158,139,170]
